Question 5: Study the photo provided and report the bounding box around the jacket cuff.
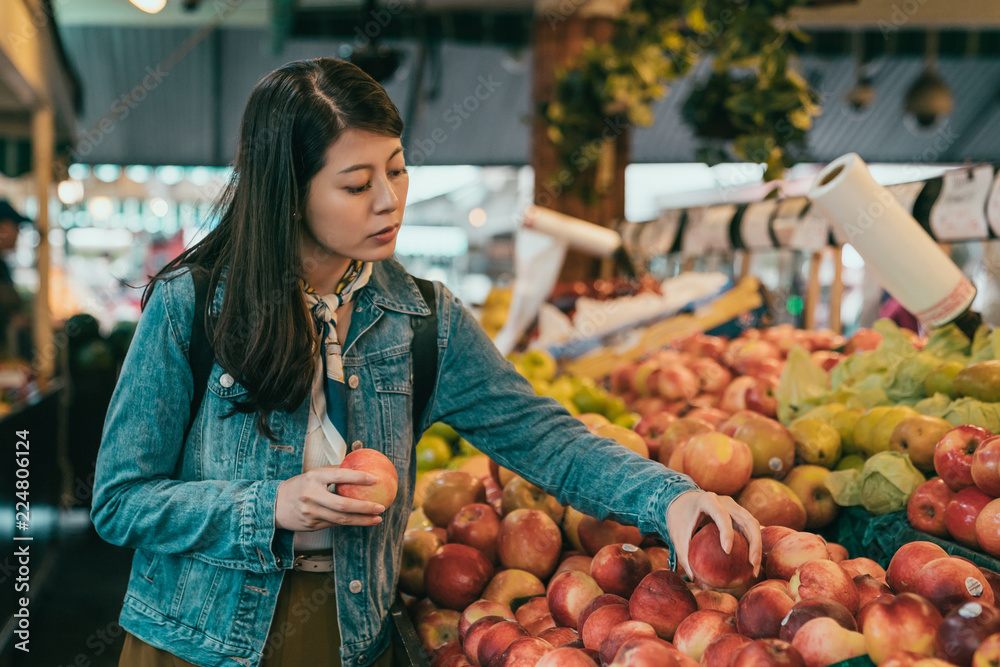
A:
[243,480,293,571]
[639,476,699,572]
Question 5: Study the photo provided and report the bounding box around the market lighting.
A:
[125,166,153,183]
[150,198,169,217]
[155,166,184,186]
[469,208,487,227]
[94,165,122,183]
[88,196,114,220]
[129,0,166,14]
[57,180,85,205]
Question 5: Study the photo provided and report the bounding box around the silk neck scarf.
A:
[295,261,372,551]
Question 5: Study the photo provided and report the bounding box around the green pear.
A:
[868,406,919,456]
[425,421,459,444]
[795,403,848,425]
[789,418,843,469]
[952,360,1000,402]
[923,361,965,398]
[888,414,952,474]
[832,408,862,455]
[852,406,893,457]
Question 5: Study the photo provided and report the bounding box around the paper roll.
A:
[523,206,622,258]
[808,153,976,327]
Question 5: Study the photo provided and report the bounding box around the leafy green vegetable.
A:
[777,346,829,425]
[884,352,943,402]
[858,452,926,515]
[942,397,1000,433]
[825,468,861,507]
[923,324,972,361]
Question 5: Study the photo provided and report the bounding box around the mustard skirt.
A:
[119,569,393,667]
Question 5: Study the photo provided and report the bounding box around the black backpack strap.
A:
[186,268,214,440]
[410,277,438,432]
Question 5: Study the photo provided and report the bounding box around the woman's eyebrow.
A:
[338,147,404,174]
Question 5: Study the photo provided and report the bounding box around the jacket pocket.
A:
[366,346,413,464]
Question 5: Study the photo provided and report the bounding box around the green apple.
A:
[519,349,558,381]
[613,412,641,430]
[923,361,965,398]
[457,438,479,456]
[415,434,452,471]
[789,418,842,469]
[425,421,459,444]
[603,396,628,420]
[572,383,608,415]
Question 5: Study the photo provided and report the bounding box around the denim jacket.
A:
[91,257,699,667]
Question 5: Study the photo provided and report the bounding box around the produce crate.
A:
[389,595,431,667]
[834,506,1000,573]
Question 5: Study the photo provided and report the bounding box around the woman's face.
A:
[299,129,408,268]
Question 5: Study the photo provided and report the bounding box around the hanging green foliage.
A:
[542,0,821,199]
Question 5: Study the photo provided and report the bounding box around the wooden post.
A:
[532,0,628,283]
[829,245,843,333]
[804,249,823,330]
[31,105,54,385]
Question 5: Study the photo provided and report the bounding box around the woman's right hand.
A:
[274,465,385,531]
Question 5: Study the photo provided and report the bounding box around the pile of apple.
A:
[907,424,1000,558]
[607,326,847,426]
[403,461,1000,667]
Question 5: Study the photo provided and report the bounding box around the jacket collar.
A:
[362,257,432,316]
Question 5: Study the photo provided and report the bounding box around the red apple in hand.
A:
[886,541,949,594]
[449,503,501,563]
[934,425,993,491]
[945,486,994,550]
[424,543,494,611]
[687,523,755,597]
[907,478,956,538]
[861,592,943,664]
[972,435,1000,496]
[337,448,399,506]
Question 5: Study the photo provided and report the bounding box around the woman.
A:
[92,58,761,667]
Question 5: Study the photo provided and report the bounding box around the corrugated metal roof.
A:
[56,25,1000,167]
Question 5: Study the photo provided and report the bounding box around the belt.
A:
[293,553,334,573]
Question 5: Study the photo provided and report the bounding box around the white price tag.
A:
[740,200,778,250]
[930,166,992,241]
[987,168,1000,238]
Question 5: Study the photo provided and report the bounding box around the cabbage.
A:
[914,392,952,418]
[970,325,1000,363]
[884,352,943,402]
[824,468,861,507]
[777,346,830,425]
[923,323,972,361]
[942,397,1000,433]
[858,452,926,515]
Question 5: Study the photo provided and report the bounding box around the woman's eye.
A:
[346,182,372,194]
[390,168,408,178]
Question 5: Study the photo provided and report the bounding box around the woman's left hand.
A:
[666,490,762,580]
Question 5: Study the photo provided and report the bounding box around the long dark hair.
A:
[143,58,404,440]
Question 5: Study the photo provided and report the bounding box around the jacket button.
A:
[348,375,360,389]
[220,373,234,388]
[351,440,363,451]
[349,580,363,594]
[358,655,367,664]
[355,306,363,313]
